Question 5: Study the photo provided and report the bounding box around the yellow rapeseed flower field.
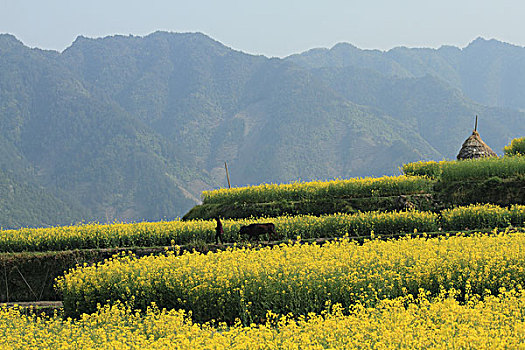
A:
[2,290,525,349]
[3,204,523,252]
[57,229,525,323]
[0,210,439,252]
[201,175,433,204]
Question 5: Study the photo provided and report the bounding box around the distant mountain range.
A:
[0,32,524,229]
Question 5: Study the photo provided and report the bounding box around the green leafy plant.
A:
[504,137,525,156]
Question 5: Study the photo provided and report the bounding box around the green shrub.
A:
[504,137,525,156]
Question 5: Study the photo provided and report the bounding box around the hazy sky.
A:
[1,0,524,57]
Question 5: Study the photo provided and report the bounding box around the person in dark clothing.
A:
[215,217,224,244]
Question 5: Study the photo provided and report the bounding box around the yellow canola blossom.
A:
[2,291,525,349]
[3,204,523,253]
[201,175,433,204]
[58,230,525,323]
[0,210,440,252]
[0,219,214,252]
[441,203,525,230]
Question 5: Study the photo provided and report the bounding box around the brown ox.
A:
[239,223,277,241]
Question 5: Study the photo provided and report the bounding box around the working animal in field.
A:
[239,223,277,241]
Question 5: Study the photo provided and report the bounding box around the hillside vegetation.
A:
[1,33,525,228]
[0,169,82,229]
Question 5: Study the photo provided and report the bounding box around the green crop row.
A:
[402,156,525,180]
[1,205,524,253]
[401,160,443,178]
[57,229,525,323]
[201,175,434,205]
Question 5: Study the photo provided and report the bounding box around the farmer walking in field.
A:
[215,217,224,244]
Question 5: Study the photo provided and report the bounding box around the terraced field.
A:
[1,155,525,348]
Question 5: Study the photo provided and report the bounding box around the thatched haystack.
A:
[457,130,497,160]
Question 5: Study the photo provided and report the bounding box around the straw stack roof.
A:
[457,130,497,160]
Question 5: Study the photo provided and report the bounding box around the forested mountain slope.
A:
[0,32,524,228]
[287,37,525,110]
